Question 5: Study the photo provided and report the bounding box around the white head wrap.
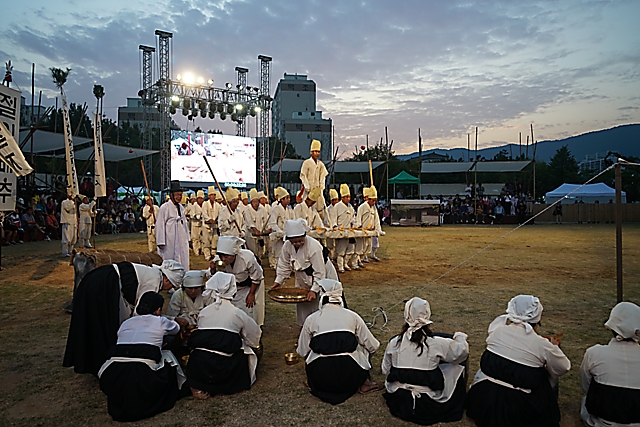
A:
[216,236,245,255]
[205,272,237,304]
[155,259,185,289]
[605,302,640,342]
[285,218,308,238]
[489,295,543,334]
[182,270,205,288]
[318,278,344,307]
[404,297,433,338]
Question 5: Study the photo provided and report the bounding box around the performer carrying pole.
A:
[202,156,242,234]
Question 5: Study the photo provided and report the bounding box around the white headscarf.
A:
[605,302,640,342]
[205,272,237,305]
[318,278,344,307]
[217,236,245,255]
[489,295,543,334]
[285,218,308,238]
[155,260,185,289]
[182,270,205,288]
[404,297,433,338]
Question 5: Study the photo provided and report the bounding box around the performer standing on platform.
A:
[142,196,159,253]
[156,181,190,268]
[300,139,328,212]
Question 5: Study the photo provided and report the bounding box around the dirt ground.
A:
[0,224,638,426]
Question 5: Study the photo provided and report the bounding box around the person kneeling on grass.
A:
[382,297,469,426]
[580,302,640,427]
[297,278,380,405]
[465,294,571,427]
[98,292,188,422]
[186,272,262,400]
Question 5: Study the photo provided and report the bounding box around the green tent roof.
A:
[388,170,420,184]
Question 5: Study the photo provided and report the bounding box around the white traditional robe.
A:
[155,200,190,268]
[61,198,77,255]
[218,206,244,238]
[300,157,328,209]
[165,288,207,325]
[243,204,269,258]
[334,201,356,270]
[202,199,221,259]
[190,202,204,255]
[293,202,324,230]
[78,201,95,243]
[142,204,159,253]
[268,203,294,268]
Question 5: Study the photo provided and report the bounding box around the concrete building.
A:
[579,153,607,173]
[117,97,163,129]
[272,73,333,160]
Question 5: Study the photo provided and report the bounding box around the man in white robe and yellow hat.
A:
[356,185,384,264]
[293,187,325,230]
[219,187,244,238]
[61,189,78,257]
[141,196,159,253]
[300,140,328,212]
[268,187,294,268]
[190,190,205,256]
[202,186,221,261]
[334,184,357,273]
[243,189,269,259]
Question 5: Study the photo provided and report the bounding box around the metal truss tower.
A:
[155,30,173,194]
[139,45,155,189]
[235,67,248,137]
[258,55,272,193]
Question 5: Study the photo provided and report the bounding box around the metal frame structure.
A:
[154,30,173,194]
[235,67,248,137]
[138,45,155,189]
[258,55,272,193]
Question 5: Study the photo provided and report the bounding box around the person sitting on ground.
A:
[580,302,640,427]
[466,295,571,427]
[44,208,60,240]
[63,260,186,376]
[166,270,208,326]
[382,297,469,425]
[98,292,186,422]
[297,278,380,405]
[186,272,262,400]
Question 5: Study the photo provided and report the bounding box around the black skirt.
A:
[99,344,179,422]
[383,369,466,426]
[585,379,640,424]
[63,264,132,375]
[466,350,560,427]
[186,329,251,396]
[306,355,369,405]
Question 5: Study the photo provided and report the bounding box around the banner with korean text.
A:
[61,89,79,196]
[0,85,21,211]
[93,113,106,197]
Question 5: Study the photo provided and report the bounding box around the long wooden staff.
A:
[202,156,242,233]
[368,159,374,187]
[139,160,156,223]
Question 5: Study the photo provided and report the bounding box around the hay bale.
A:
[74,249,163,269]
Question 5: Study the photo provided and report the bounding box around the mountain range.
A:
[396,124,640,163]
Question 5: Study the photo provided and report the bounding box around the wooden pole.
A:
[368,160,374,187]
[140,160,156,223]
[519,132,522,158]
[418,128,422,199]
[531,124,537,202]
[385,127,389,204]
[202,156,242,233]
[474,127,478,221]
[467,133,470,162]
[615,163,623,302]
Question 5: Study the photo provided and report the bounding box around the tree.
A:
[344,142,396,162]
[548,145,580,189]
[493,149,510,161]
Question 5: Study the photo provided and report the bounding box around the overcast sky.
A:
[2,0,639,157]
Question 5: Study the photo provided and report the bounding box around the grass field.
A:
[0,223,638,426]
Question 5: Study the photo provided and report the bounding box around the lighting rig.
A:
[138,29,273,194]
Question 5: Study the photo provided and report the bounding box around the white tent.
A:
[545,183,626,204]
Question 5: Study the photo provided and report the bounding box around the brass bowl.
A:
[284,352,299,365]
[268,287,308,304]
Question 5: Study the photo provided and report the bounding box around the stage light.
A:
[226,104,234,114]
[170,105,177,115]
[254,87,260,93]
[208,79,214,85]
[220,112,227,120]
[137,89,145,97]
[235,103,244,111]
[225,82,232,89]
[254,105,262,113]
[182,98,191,109]
[176,74,182,81]
[208,110,215,119]
[237,84,243,91]
[182,108,188,116]
[197,77,204,85]
[200,109,206,118]
[231,113,238,122]
[199,100,207,111]
[216,103,224,113]
[183,73,195,85]
[171,95,180,107]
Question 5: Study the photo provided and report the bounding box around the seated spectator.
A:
[98,292,187,422]
[297,278,380,405]
[382,297,469,425]
[123,208,136,233]
[186,272,262,400]
[45,209,60,240]
[494,203,504,224]
[3,208,21,244]
[21,207,41,242]
[466,295,571,427]
[580,302,640,427]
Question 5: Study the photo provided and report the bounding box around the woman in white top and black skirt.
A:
[98,292,186,422]
[186,272,262,400]
[382,297,469,425]
[297,278,380,405]
[580,302,640,427]
[466,295,571,427]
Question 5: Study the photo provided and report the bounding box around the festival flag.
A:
[0,84,21,211]
[93,113,106,197]
[61,89,79,196]
[0,121,32,176]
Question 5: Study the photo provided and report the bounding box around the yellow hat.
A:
[145,195,151,200]
[215,191,223,201]
[308,187,322,202]
[208,185,216,194]
[340,183,350,197]
[165,195,170,200]
[181,194,188,204]
[363,187,370,198]
[249,188,259,201]
[368,186,378,199]
[240,191,248,200]
[225,187,240,202]
[257,191,266,199]
[329,189,339,200]
[310,139,321,152]
[196,190,205,198]
[275,187,289,199]
[189,192,196,200]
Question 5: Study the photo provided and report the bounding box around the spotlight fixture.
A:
[225,82,232,89]
[231,113,238,122]
[171,95,180,107]
[220,112,227,120]
[235,103,243,111]
[182,108,188,116]
[253,87,259,93]
[200,109,206,118]
[183,73,195,85]
[208,110,215,119]
[236,84,243,91]
[197,77,204,85]
[226,104,234,114]
[182,98,191,109]
[176,74,182,81]
[254,105,262,113]
[170,105,177,115]
[207,79,214,85]
[216,103,224,113]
